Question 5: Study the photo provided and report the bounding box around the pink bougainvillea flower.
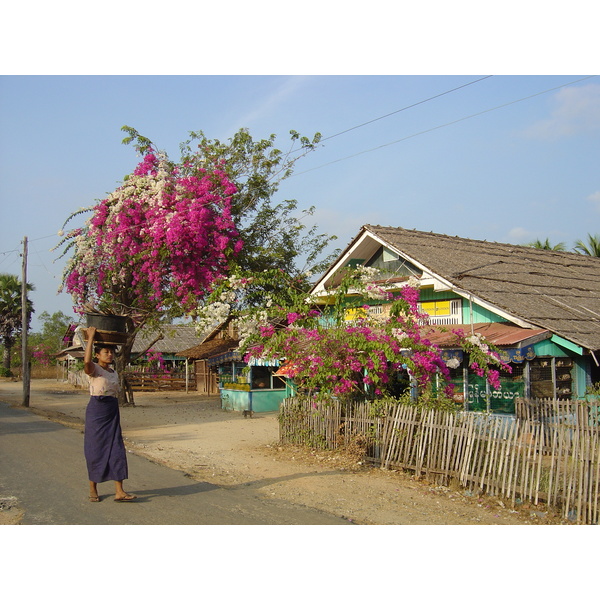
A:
[59,153,241,316]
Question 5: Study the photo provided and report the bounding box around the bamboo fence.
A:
[124,370,192,392]
[279,396,600,524]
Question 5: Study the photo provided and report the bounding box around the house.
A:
[130,324,205,370]
[310,224,600,413]
[55,323,205,386]
[176,319,239,395]
[177,319,294,412]
[54,324,85,384]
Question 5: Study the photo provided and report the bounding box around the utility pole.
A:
[21,236,30,407]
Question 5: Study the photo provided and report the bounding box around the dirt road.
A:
[0,379,562,525]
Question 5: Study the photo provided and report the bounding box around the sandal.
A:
[114,493,137,502]
[89,495,100,502]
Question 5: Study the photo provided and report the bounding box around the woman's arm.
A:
[84,327,96,375]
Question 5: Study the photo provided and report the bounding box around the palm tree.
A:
[0,273,34,374]
[526,238,567,251]
[573,234,600,257]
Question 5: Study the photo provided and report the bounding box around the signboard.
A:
[466,374,524,413]
[497,345,536,364]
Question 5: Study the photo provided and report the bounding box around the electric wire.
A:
[292,75,597,176]
[319,75,494,143]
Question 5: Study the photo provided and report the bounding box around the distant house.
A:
[177,319,240,395]
[310,224,600,413]
[55,324,85,383]
[130,324,206,370]
[55,323,206,386]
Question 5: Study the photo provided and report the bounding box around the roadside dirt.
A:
[1,379,567,525]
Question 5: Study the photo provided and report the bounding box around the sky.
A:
[1,4,599,336]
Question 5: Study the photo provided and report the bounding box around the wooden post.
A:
[21,236,30,407]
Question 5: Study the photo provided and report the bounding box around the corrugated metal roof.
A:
[422,322,550,348]
[56,349,85,361]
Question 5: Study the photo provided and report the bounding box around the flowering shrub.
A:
[144,349,169,373]
[452,330,512,389]
[31,343,53,367]
[198,265,511,405]
[55,153,242,318]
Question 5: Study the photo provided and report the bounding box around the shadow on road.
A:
[128,480,221,502]
[226,469,343,492]
[0,405,71,436]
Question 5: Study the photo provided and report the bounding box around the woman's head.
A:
[94,344,115,364]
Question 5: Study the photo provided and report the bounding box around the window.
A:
[530,357,572,399]
[251,366,286,390]
[364,247,422,278]
[344,304,390,322]
[420,299,462,324]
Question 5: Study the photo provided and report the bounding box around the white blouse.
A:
[87,362,121,397]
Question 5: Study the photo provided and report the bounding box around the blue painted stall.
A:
[208,352,294,413]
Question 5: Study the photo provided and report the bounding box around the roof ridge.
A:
[365,224,596,259]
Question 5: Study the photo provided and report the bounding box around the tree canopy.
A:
[525,234,600,255]
[122,126,338,305]
[574,233,600,257]
[525,238,567,251]
[29,310,73,367]
[0,273,34,374]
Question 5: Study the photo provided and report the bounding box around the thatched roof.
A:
[176,337,239,360]
[314,225,600,352]
[131,324,206,355]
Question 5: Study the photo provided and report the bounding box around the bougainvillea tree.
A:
[198,265,511,407]
[57,153,241,314]
[55,125,339,404]
[55,152,242,402]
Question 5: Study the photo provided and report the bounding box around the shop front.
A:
[209,352,295,413]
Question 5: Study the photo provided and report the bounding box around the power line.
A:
[0,246,22,270]
[293,75,597,176]
[0,234,57,257]
[319,75,494,143]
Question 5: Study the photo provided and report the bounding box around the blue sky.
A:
[1,2,599,332]
[1,74,599,331]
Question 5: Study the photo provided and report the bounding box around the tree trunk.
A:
[3,338,13,372]
[116,335,136,407]
[113,322,164,406]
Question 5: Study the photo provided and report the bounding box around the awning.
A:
[207,351,243,366]
[248,357,281,367]
[423,322,550,348]
[425,322,550,365]
[274,363,301,377]
[440,344,537,366]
